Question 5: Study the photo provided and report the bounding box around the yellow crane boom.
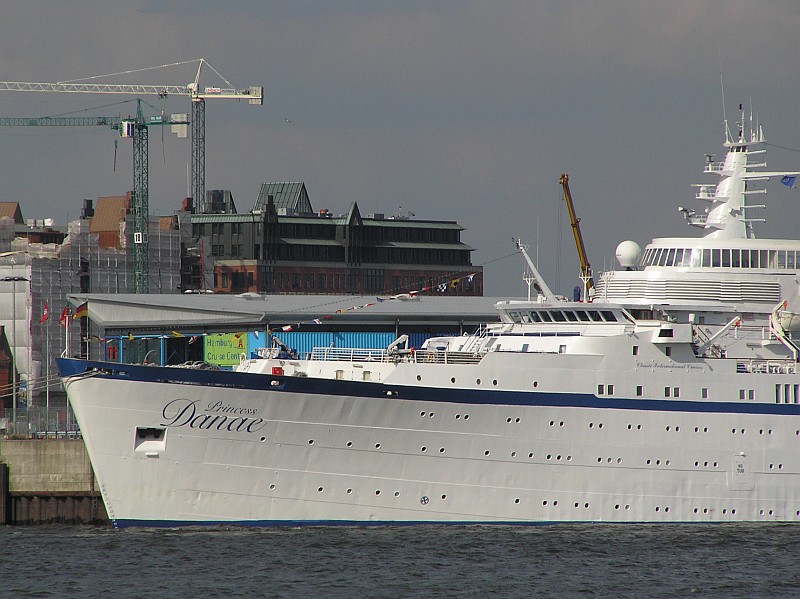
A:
[559,173,594,298]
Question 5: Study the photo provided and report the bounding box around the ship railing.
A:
[736,359,797,375]
[704,162,726,174]
[308,347,484,365]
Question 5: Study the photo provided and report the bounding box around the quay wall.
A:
[0,439,108,525]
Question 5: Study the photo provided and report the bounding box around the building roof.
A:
[90,194,131,233]
[67,293,504,332]
[0,202,23,224]
[253,182,312,214]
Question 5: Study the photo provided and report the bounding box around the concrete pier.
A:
[0,439,108,525]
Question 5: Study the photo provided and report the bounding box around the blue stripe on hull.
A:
[58,357,800,416]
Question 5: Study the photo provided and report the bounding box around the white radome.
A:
[615,240,642,268]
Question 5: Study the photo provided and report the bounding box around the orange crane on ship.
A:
[559,172,594,301]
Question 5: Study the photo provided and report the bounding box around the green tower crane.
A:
[0,100,189,293]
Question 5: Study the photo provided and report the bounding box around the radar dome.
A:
[616,240,642,268]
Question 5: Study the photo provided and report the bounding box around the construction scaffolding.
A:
[0,214,182,412]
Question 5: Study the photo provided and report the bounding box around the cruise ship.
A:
[58,106,800,527]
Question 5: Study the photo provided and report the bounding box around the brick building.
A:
[190,183,482,296]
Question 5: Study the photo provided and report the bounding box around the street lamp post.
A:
[1,275,28,435]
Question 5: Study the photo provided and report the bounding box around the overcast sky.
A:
[2,1,800,296]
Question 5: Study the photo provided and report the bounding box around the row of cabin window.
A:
[508,309,619,324]
[598,385,761,401]
[598,384,712,399]
[642,247,800,269]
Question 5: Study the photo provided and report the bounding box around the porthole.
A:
[346,489,352,494]
[507,418,512,423]
[375,443,381,449]
[441,494,447,500]
[533,381,538,388]
[416,375,422,381]
[430,413,435,418]
[455,414,461,419]
[375,490,381,495]
[557,455,562,461]
[492,380,498,386]
[515,418,520,423]
[515,498,521,504]
[547,454,552,460]
[589,423,594,428]
[318,487,324,492]
[598,423,603,429]
[484,450,491,456]
[543,500,548,506]
[421,446,427,452]
[655,506,660,512]
[439,448,445,453]
[553,501,558,506]
[664,507,670,513]
[511,451,517,457]
[260,437,267,443]
[394,491,399,497]
[559,421,564,427]
[637,425,642,430]
[269,484,276,490]
[528,453,534,459]
[450,377,456,384]
[567,455,572,461]
[476,379,481,385]
[464,415,470,420]
[308,439,314,445]
[550,420,555,426]
[421,411,426,417]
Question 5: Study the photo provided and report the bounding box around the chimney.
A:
[81,199,94,219]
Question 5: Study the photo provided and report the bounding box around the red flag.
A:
[39,301,49,323]
[59,305,69,327]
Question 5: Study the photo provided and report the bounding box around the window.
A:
[632,346,639,356]
[665,347,672,357]
[636,385,643,397]
[673,387,680,398]
[598,385,605,395]
[701,388,708,399]
[608,384,614,395]
[665,387,671,398]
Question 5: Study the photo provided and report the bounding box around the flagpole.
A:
[45,322,49,436]
[64,310,70,436]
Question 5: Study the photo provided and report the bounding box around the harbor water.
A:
[1,523,798,598]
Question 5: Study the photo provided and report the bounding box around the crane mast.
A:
[559,173,594,300]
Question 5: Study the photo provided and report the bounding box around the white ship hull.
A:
[59,350,800,527]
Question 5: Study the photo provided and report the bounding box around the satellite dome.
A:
[616,240,642,268]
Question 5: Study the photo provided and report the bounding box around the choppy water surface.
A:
[1,524,798,598]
